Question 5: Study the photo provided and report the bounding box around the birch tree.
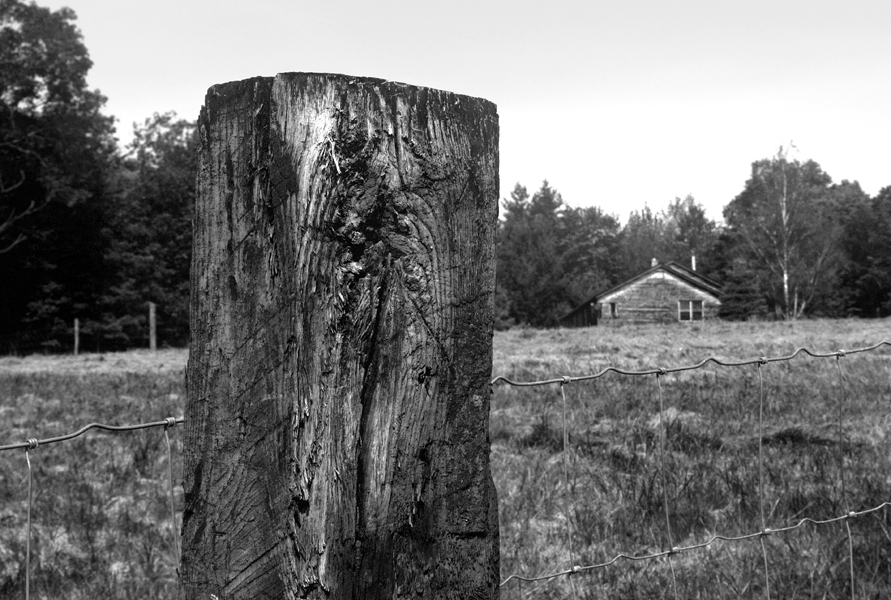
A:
[723,146,838,319]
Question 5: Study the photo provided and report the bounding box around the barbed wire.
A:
[495,340,891,597]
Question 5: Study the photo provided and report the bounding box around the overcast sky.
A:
[43,0,890,221]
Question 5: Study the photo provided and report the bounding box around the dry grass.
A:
[0,349,186,376]
[493,319,891,599]
[0,318,890,598]
[0,358,184,600]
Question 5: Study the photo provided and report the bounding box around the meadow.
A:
[0,351,186,600]
[0,320,889,599]
[493,319,891,599]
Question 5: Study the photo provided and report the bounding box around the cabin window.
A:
[609,302,618,318]
[678,300,703,321]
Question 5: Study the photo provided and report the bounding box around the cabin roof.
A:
[560,261,722,323]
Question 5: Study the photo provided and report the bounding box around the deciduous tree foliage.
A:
[723,147,842,319]
[0,0,202,351]
[0,0,116,349]
[100,113,196,347]
[559,204,621,310]
[0,0,113,252]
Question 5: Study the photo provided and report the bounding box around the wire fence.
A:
[0,417,183,600]
[493,340,891,599]
[2,341,890,598]
[0,309,185,356]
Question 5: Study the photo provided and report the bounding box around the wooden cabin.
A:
[560,261,722,327]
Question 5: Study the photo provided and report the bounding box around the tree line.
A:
[0,0,195,351]
[2,0,890,351]
[498,160,891,327]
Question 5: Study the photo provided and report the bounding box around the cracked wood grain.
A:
[182,73,499,600]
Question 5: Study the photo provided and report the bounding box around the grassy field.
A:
[0,320,889,598]
[493,319,891,599]
[0,351,185,600]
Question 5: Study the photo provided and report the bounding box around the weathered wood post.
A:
[182,73,500,599]
[73,318,79,355]
[148,302,157,351]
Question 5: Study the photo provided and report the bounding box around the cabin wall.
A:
[599,271,720,326]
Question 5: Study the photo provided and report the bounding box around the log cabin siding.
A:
[599,270,720,326]
[559,262,722,327]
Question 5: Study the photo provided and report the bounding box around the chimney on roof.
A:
[691,254,697,271]
[651,257,658,268]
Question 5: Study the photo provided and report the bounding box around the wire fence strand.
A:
[0,417,186,452]
[496,340,891,594]
[490,341,891,387]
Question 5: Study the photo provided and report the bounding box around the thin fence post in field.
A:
[835,353,856,600]
[560,378,580,599]
[148,302,156,351]
[73,318,79,356]
[655,371,680,600]
[182,73,499,599]
[757,360,772,600]
[24,440,38,600]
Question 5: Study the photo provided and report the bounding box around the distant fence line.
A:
[1,341,890,598]
[0,304,164,355]
[493,340,891,599]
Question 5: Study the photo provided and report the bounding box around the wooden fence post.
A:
[182,73,500,599]
[148,302,157,351]
[73,318,79,356]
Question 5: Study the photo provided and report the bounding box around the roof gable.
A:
[560,261,722,323]
[600,261,721,300]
